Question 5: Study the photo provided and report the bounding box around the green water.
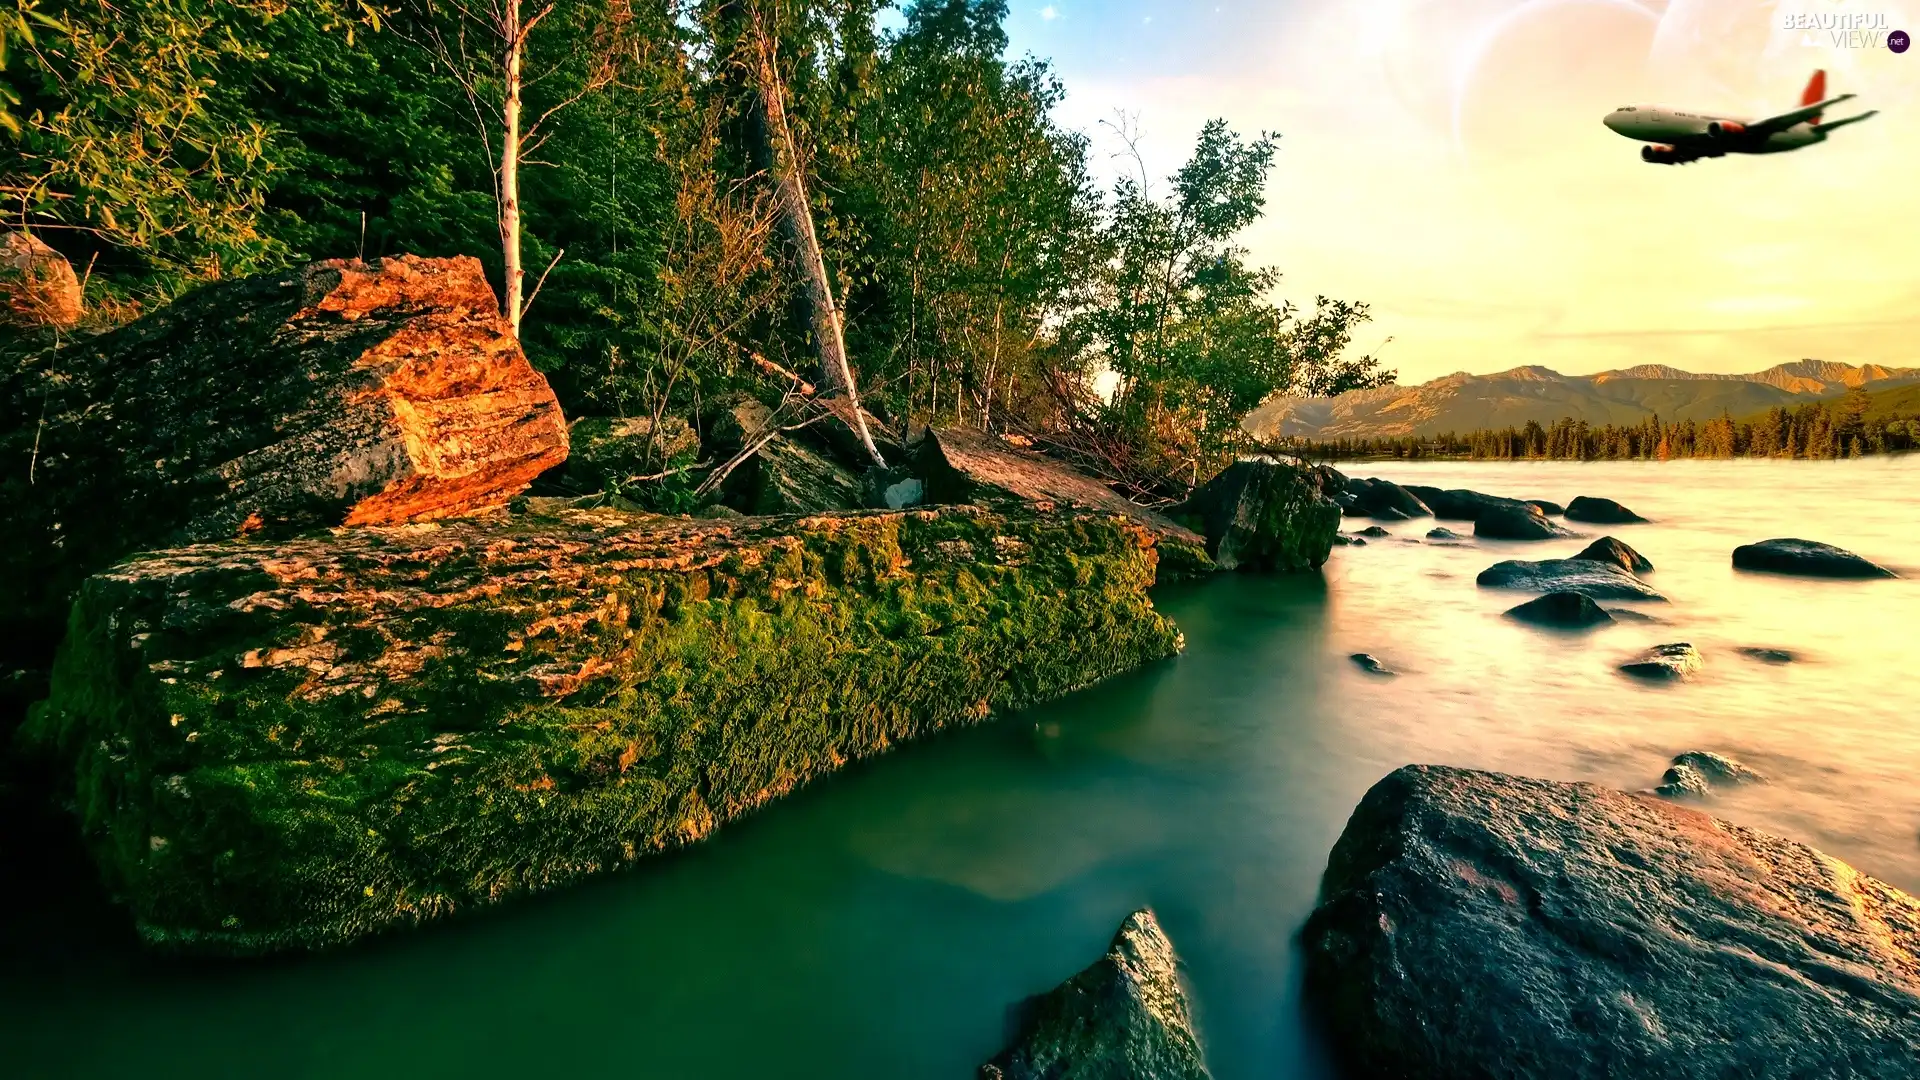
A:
[5,459,1918,1078]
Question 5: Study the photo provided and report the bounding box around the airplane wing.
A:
[1748,94,1857,135]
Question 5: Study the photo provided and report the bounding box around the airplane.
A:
[1603,70,1877,164]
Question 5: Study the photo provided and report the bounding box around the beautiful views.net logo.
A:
[1779,11,1912,50]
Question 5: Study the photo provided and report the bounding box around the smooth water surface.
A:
[4,458,1918,1078]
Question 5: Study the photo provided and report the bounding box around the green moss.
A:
[21,507,1182,954]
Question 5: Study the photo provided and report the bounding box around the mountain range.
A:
[1243,360,1920,442]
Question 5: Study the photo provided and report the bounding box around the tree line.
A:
[1290,396,1920,461]
[3,0,1392,498]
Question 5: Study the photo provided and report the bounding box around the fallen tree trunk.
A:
[22,502,1183,953]
[1,255,569,684]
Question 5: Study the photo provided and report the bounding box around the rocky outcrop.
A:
[725,434,865,514]
[980,910,1212,1080]
[1304,765,1920,1080]
[1474,505,1576,541]
[1620,642,1703,680]
[1171,457,1340,572]
[20,502,1184,954]
[1573,536,1653,574]
[1,231,83,330]
[1733,539,1896,579]
[917,428,1209,577]
[1565,495,1648,524]
[1347,477,1432,519]
[1477,557,1666,601]
[2,255,569,684]
[1504,591,1613,629]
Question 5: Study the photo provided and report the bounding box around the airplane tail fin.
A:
[1815,110,1877,134]
[1803,69,1827,122]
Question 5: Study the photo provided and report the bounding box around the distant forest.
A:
[1291,389,1920,462]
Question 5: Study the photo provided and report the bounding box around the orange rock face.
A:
[2,254,568,679]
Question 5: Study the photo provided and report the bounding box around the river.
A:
[3,457,1917,1078]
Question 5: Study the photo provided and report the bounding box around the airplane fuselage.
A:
[1603,107,1825,155]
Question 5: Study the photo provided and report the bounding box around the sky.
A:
[997,0,1920,385]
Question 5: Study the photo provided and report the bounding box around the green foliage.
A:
[22,505,1181,952]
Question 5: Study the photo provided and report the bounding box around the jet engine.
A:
[1642,144,1680,163]
[1707,121,1747,139]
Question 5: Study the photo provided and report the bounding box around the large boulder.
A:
[0,230,83,330]
[1172,457,1340,572]
[1477,558,1667,600]
[19,503,1184,954]
[565,415,700,493]
[725,434,865,514]
[1574,536,1653,574]
[1347,477,1432,519]
[1565,495,1648,524]
[1304,765,1920,1080]
[1732,539,1896,579]
[980,910,1212,1080]
[1474,504,1576,541]
[917,427,1209,577]
[1,255,568,700]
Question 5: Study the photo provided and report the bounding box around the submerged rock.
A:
[1474,505,1575,541]
[1565,495,1648,524]
[1357,525,1392,539]
[1653,762,1712,798]
[1304,765,1920,1080]
[1572,536,1654,574]
[1426,527,1465,541]
[1332,534,1367,547]
[1736,646,1797,664]
[980,910,1212,1080]
[1732,538,1896,579]
[1620,642,1703,680]
[1478,558,1666,601]
[1,255,569,696]
[1504,591,1614,629]
[1350,653,1396,676]
[1171,457,1341,572]
[1670,751,1767,787]
[20,504,1185,954]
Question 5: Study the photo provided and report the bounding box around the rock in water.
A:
[917,427,1208,577]
[1474,505,1575,541]
[2,255,568,683]
[1403,485,1531,522]
[1347,477,1433,519]
[1350,653,1396,676]
[1565,495,1648,524]
[1426,527,1465,541]
[1478,558,1666,601]
[1620,642,1703,680]
[980,910,1212,1080]
[1737,646,1796,664]
[1525,499,1564,516]
[1303,765,1920,1080]
[1670,750,1766,786]
[1504,591,1614,629]
[1,230,84,329]
[1572,536,1654,574]
[1732,538,1896,579]
[20,504,1185,954]
[1357,526,1392,539]
[1653,762,1712,798]
[1172,457,1341,572]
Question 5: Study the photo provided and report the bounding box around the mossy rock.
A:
[1174,458,1341,572]
[20,505,1183,954]
[726,435,866,514]
[565,415,700,491]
